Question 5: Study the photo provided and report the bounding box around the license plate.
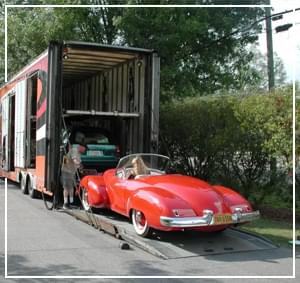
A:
[87,150,103,156]
[213,214,232,225]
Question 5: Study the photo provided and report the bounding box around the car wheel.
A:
[20,176,28,194]
[81,189,90,211]
[132,209,150,237]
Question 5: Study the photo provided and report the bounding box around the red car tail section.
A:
[140,175,231,215]
[212,185,253,212]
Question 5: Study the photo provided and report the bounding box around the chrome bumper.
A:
[160,210,260,228]
[231,210,260,223]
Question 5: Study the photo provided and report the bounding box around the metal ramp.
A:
[64,208,277,260]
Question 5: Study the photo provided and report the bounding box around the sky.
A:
[259,0,300,82]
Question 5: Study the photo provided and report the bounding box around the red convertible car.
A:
[79,153,260,237]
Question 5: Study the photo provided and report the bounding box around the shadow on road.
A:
[6,254,95,277]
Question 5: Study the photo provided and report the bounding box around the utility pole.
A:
[265,4,275,90]
[265,1,276,185]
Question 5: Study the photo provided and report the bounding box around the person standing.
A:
[60,147,81,209]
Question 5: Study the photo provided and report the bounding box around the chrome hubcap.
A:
[82,190,89,209]
[135,211,146,229]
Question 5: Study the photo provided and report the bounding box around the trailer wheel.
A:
[132,209,151,237]
[28,178,38,199]
[20,176,28,194]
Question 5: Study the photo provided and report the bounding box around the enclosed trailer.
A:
[0,41,160,198]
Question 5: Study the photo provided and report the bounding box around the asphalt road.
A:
[0,179,299,282]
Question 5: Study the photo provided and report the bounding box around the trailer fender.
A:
[80,176,108,207]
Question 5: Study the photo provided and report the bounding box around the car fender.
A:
[80,175,108,207]
[126,187,192,229]
[213,185,253,212]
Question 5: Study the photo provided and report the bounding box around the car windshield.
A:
[84,132,109,145]
[116,154,170,176]
[72,129,111,145]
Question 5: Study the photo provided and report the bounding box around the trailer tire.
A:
[28,178,38,199]
[20,175,28,194]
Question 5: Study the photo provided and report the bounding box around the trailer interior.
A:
[60,42,158,171]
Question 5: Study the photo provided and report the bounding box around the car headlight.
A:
[172,209,196,217]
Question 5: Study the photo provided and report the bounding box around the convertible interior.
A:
[116,167,165,180]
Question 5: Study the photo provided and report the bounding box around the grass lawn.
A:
[239,217,300,248]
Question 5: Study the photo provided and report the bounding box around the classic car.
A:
[79,153,260,237]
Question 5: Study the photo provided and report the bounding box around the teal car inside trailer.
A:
[70,127,120,173]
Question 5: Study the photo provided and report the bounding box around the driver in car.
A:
[128,156,149,179]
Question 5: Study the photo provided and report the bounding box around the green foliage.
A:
[295,83,300,187]
[234,89,292,164]
[3,3,266,94]
[116,3,266,100]
[6,2,123,79]
[245,45,288,90]
[160,89,292,205]
[7,8,54,75]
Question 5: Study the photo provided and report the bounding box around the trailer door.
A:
[45,41,62,192]
[15,80,27,168]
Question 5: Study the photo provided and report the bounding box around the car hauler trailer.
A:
[0,41,160,199]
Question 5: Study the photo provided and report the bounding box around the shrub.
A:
[160,89,292,205]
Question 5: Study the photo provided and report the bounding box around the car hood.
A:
[138,174,230,215]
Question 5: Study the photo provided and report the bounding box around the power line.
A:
[201,7,299,50]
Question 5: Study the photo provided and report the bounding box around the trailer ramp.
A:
[64,208,277,260]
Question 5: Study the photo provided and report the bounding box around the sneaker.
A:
[63,203,70,210]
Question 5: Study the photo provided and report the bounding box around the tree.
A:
[4,1,267,98]
[6,1,123,79]
[248,45,287,90]
[117,2,266,100]
[51,1,123,44]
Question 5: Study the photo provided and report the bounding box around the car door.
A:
[105,169,129,215]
